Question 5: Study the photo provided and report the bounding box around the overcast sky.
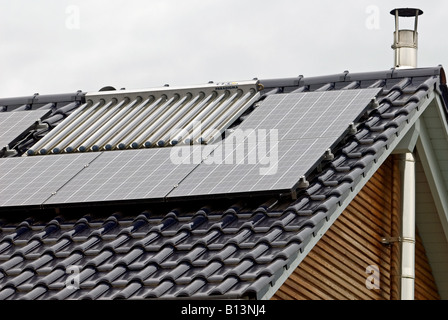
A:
[0,0,447,98]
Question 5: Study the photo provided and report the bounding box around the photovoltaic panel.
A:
[227,88,381,141]
[0,88,381,208]
[0,110,51,148]
[0,152,100,207]
[167,138,335,196]
[43,145,215,205]
[168,88,381,198]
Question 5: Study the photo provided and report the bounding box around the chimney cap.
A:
[390,8,423,17]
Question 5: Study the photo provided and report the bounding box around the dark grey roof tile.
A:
[225,259,255,279]
[47,278,67,291]
[192,244,237,267]
[150,246,175,266]
[165,263,192,283]
[173,268,201,286]
[209,276,239,296]
[114,281,142,299]
[133,232,161,249]
[256,227,283,244]
[0,255,23,274]
[173,277,207,297]
[243,275,273,299]
[222,248,252,266]
[27,254,53,272]
[34,268,65,287]
[159,245,205,268]
[20,285,47,300]
[84,282,111,300]
[5,269,34,289]
[0,287,15,300]
[144,280,174,299]
[84,250,114,269]
[127,251,158,270]
[196,260,223,279]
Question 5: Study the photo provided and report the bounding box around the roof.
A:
[0,66,447,300]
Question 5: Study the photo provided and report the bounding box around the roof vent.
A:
[391,8,423,69]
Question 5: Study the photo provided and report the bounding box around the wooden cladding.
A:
[272,155,440,300]
[414,230,441,299]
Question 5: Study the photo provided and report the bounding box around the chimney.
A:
[390,8,424,69]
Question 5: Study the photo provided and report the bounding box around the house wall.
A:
[272,155,440,300]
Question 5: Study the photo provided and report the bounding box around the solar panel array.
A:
[0,88,381,208]
[44,146,212,205]
[168,88,381,198]
[166,138,335,197]
[0,152,99,207]
[0,109,51,149]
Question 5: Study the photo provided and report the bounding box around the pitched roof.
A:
[0,66,447,300]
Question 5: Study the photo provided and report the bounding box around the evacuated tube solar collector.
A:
[25,81,260,155]
[105,96,162,150]
[132,94,188,149]
[26,101,92,155]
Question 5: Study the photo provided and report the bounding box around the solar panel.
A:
[0,152,100,207]
[0,88,381,208]
[0,110,51,149]
[168,88,381,198]
[228,89,381,141]
[166,138,335,197]
[43,145,217,205]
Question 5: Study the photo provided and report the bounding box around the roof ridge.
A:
[259,65,445,89]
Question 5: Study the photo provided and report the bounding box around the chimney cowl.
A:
[391,8,424,69]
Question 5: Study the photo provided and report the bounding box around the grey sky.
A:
[0,0,446,98]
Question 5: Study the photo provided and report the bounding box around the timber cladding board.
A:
[415,231,441,300]
[272,157,396,300]
[272,155,440,300]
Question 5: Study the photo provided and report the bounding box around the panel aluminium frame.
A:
[167,88,382,199]
[0,109,51,149]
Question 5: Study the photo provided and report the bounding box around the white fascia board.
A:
[416,96,448,242]
[392,119,420,154]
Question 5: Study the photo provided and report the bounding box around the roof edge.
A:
[259,65,446,89]
[0,91,86,108]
